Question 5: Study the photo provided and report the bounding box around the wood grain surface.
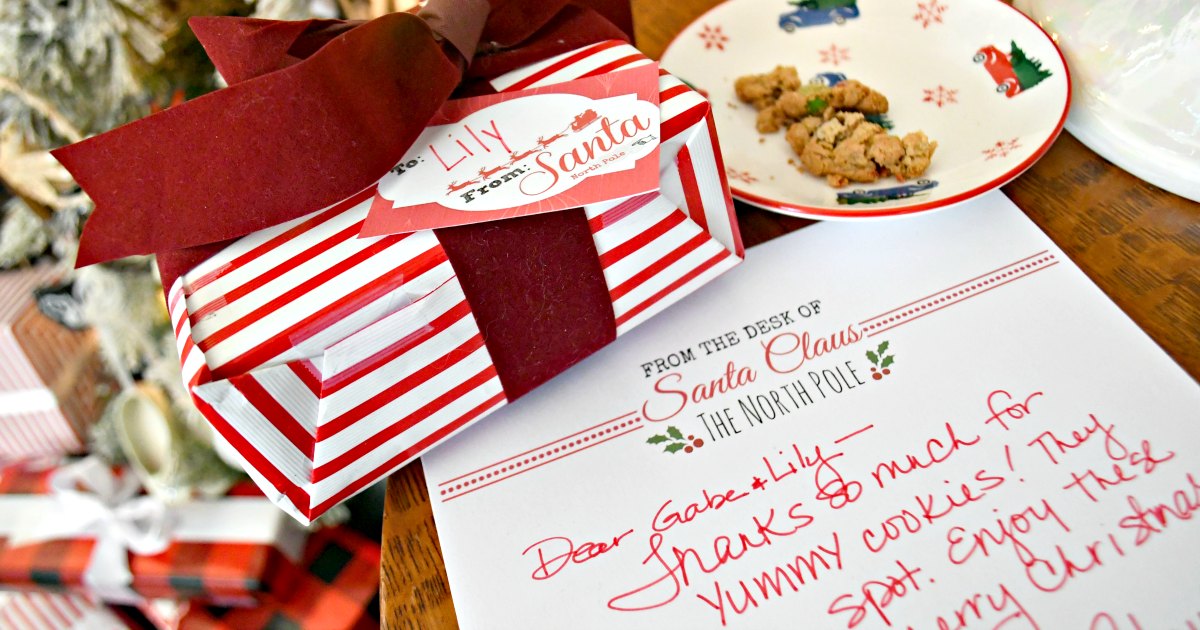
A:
[380,1,1200,627]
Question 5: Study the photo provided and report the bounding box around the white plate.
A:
[1016,0,1200,202]
[661,0,1071,219]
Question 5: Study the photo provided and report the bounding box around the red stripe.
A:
[587,192,657,232]
[209,244,447,379]
[19,410,52,453]
[859,250,1048,324]
[610,228,709,301]
[322,299,472,395]
[289,360,323,397]
[502,40,625,92]
[443,425,643,502]
[659,84,691,103]
[230,373,315,460]
[189,220,368,324]
[10,419,38,458]
[316,334,487,440]
[661,102,710,142]
[617,249,732,327]
[313,365,499,481]
[185,186,376,295]
[0,423,16,458]
[196,232,410,353]
[174,308,187,337]
[191,364,212,388]
[309,390,506,518]
[22,593,58,629]
[168,286,183,314]
[58,595,83,619]
[676,146,709,232]
[439,411,637,485]
[5,599,36,630]
[866,261,1060,337]
[191,393,311,516]
[180,335,194,367]
[577,55,646,79]
[33,594,73,627]
[704,113,744,257]
[598,209,685,269]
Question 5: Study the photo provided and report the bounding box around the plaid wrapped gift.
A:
[164,40,742,525]
[142,527,380,630]
[0,264,110,461]
[0,461,307,607]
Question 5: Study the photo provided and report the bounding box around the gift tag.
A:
[360,64,663,236]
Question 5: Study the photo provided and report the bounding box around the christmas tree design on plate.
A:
[973,41,1052,98]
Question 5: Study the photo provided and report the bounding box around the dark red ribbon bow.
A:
[56,0,634,398]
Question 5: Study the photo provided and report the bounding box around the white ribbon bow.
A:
[24,457,173,604]
[1,457,308,604]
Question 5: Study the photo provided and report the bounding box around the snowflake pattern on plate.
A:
[698,24,729,51]
[923,85,958,107]
[983,138,1022,160]
[818,44,850,66]
[725,167,758,185]
[914,0,948,28]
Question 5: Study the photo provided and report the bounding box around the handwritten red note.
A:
[423,192,1200,629]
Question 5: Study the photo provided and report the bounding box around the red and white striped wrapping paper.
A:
[167,41,744,523]
[0,591,124,630]
[0,265,107,462]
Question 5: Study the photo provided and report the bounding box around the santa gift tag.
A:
[361,64,662,236]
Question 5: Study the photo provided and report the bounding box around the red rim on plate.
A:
[660,0,1072,220]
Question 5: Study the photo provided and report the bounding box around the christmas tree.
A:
[1010,40,1052,91]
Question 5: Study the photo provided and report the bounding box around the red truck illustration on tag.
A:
[973,41,1052,98]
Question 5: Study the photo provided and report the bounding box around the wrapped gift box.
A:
[0,264,109,461]
[164,40,743,524]
[0,461,308,606]
[0,590,129,630]
[147,526,380,630]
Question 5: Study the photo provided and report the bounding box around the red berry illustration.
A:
[685,445,694,453]
[687,435,695,440]
[693,438,704,448]
[867,341,896,379]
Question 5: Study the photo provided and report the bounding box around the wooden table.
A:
[379,2,1200,627]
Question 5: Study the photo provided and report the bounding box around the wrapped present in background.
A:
[0,590,130,630]
[146,526,380,630]
[54,1,743,524]
[0,458,308,607]
[0,263,110,461]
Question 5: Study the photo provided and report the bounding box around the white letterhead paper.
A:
[423,191,1200,630]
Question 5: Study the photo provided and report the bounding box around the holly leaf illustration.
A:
[881,355,895,368]
[664,443,686,454]
[667,426,684,440]
[646,434,670,445]
[866,350,879,365]
[877,341,889,355]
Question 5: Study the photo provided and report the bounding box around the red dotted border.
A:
[862,253,1058,336]
[438,415,644,501]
